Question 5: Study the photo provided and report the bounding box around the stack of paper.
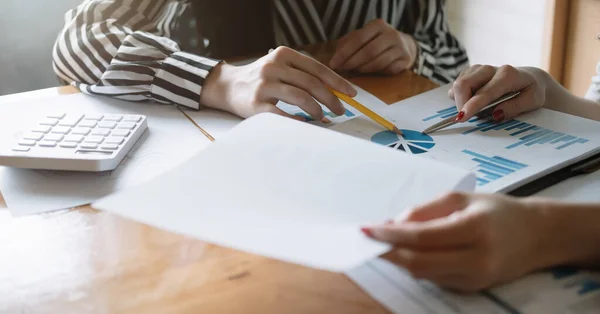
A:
[94,113,475,271]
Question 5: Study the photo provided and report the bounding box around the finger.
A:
[338,32,395,71]
[448,66,475,101]
[278,67,345,115]
[382,247,474,278]
[451,65,497,120]
[329,19,386,69]
[271,46,357,97]
[382,57,412,76]
[490,87,539,121]
[399,192,469,222]
[460,65,532,121]
[357,47,404,73]
[260,83,324,119]
[254,103,307,121]
[366,212,479,248]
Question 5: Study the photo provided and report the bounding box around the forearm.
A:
[53,0,220,110]
[530,198,600,269]
[524,67,600,121]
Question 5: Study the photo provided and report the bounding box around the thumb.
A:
[398,192,469,223]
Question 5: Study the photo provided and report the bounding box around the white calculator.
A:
[0,113,147,172]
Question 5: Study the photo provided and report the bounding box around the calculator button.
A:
[79,120,97,128]
[39,141,57,147]
[12,146,30,152]
[47,113,66,119]
[64,135,84,143]
[32,125,52,133]
[84,114,104,121]
[40,118,59,126]
[84,136,104,144]
[111,130,130,137]
[91,129,111,136]
[123,115,142,122]
[58,114,84,127]
[103,114,123,121]
[43,134,64,142]
[71,127,91,135]
[80,143,98,149]
[51,126,71,134]
[18,140,37,146]
[98,121,117,129]
[22,133,44,141]
[101,144,119,150]
[117,122,136,130]
[105,137,124,145]
[59,142,78,148]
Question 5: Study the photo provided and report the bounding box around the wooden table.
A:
[0,44,438,313]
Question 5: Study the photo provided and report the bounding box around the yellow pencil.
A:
[329,88,403,136]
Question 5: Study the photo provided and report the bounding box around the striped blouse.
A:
[52,0,469,110]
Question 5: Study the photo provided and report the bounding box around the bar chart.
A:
[461,149,528,186]
[423,106,590,151]
[295,108,355,122]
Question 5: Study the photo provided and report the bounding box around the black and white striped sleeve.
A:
[52,0,219,109]
[411,0,469,84]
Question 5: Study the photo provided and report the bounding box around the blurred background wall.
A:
[0,0,82,96]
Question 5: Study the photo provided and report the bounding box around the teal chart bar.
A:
[295,108,355,121]
[461,149,528,186]
[423,106,590,151]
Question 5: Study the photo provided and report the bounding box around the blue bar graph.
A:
[295,108,355,121]
[462,150,528,186]
[422,106,458,121]
[423,106,590,151]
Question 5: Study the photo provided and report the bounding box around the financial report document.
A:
[331,85,600,193]
[347,258,600,314]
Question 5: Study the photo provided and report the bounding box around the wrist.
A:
[525,198,600,269]
[199,62,230,111]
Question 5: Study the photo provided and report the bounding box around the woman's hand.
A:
[329,19,418,75]
[362,192,552,292]
[200,46,357,119]
[450,65,547,122]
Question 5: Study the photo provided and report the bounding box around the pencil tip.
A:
[392,127,404,136]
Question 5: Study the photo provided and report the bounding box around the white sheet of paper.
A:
[94,113,475,271]
[347,258,600,314]
[183,85,388,140]
[332,84,600,193]
[0,94,211,216]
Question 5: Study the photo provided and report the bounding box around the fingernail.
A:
[384,219,394,225]
[454,111,465,122]
[492,109,505,122]
[348,86,357,96]
[360,227,374,238]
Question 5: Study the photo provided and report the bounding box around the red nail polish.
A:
[454,111,465,122]
[361,227,374,238]
[492,109,505,122]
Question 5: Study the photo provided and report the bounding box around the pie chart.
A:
[371,129,435,154]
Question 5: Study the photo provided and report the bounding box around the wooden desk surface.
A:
[0,44,438,313]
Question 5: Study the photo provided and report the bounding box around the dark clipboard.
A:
[508,151,600,197]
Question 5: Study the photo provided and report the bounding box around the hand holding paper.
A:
[94,113,475,271]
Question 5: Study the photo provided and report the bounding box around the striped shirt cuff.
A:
[151,51,221,110]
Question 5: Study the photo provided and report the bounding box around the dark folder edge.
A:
[508,150,600,197]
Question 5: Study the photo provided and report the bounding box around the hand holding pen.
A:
[426,65,547,133]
